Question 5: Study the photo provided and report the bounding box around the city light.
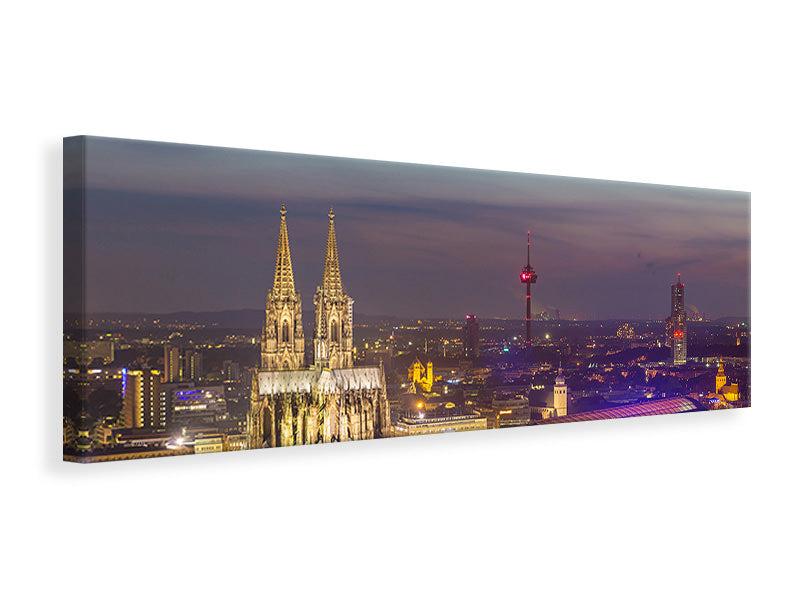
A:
[63,158,750,464]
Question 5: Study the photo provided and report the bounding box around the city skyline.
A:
[64,135,751,463]
[66,136,750,321]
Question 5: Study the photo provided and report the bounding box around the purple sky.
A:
[68,136,750,320]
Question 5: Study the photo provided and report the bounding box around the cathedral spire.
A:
[272,203,296,299]
[313,207,354,369]
[262,203,304,371]
[322,207,343,295]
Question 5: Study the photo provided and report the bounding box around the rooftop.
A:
[537,396,701,425]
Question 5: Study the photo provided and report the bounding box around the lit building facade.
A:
[666,275,687,365]
[408,358,435,393]
[182,349,203,382]
[122,369,164,429]
[194,436,224,454]
[617,323,634,339]
[492,394,531,427]
[392,411,487,436]
[171,386,227,428]
[709,362,740,405]
[163,345,204,383]
[163,345,181,383]
[531,367,569,421]
[553,366,568,417]
[222,360,241,381]
[248,206,391,449]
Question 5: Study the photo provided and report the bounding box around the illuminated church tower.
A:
[261,204,305,370]
[553,364,568,417]
[313,208,354,369]
[715,362,727,394]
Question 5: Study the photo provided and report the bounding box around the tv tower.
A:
[519,231,538,350]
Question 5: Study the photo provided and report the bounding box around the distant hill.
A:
[69,309,751,330]
[71,309,408,329]
[710,316,750,326]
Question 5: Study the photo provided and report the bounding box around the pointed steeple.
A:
[262,203,304,371]
[556,362,565,386]
[322,207,343,295]
[272,203,296,298]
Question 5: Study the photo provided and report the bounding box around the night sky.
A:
[68,136,750,320]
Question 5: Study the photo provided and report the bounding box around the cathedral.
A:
[247,205,391,449]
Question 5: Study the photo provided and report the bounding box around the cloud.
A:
[78,137,751,319]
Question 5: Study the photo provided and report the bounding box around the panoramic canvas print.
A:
[63,136,751,463]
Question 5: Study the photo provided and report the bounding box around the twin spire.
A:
[272,203,296,299]
[272,204,344,297]
[322,207,344,296]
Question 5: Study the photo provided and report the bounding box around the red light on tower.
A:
[520,231,537,350]
[674,330,684,338]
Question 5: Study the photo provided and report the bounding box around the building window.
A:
[282,321,290,343]
[331,320,339,344]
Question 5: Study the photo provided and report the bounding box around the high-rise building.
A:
[463,314,480,359]
[183,349,203,382]
[248,206,391,449]
[667,274,687,365]
[122,369,164,429]
[163,345,181,383]
[222,360,241,381]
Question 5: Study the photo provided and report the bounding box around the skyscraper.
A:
[183,349,203,382]
[122,369,164,429]
[163,345,181,383]
[667,274,687,366]
[463,314,480,359]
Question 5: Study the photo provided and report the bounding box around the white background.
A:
[3,1,797,598]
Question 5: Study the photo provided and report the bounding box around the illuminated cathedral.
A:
[247,205,391,449]
[408,358,437,394]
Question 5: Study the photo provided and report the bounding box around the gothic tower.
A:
[261,204,305,370]
[313,208,354,369]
